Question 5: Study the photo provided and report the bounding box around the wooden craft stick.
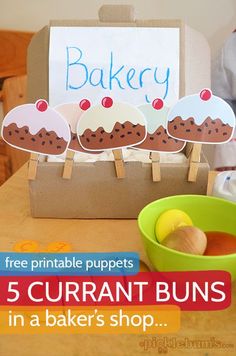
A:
[28,152,39,180]
[150,151,161,182]
[188,143,202,182]
[62,150,75,179]
[112,149,125,179]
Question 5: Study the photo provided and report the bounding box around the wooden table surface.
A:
[0,165,235,356]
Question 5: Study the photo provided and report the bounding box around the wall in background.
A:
[1,0,236,58]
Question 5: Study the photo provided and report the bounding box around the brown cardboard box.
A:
[27,5,210,218]
[29,156,209,218]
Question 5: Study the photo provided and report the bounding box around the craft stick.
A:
[112,149,125,179]
[188,143,202,182]
[62,150,75,179]
[206,170,219,196]
[150,151,161,182]
[28,153,39,180]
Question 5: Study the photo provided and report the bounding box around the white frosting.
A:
[168,93,236,126]
[77,102,147,135]
[138,104,169,134]
[54,102,83,132]
[3,103,70,141]
[47,149,187,164]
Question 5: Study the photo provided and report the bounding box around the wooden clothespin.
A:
[62,150,75,179]
[150,151,161,182]
[112,149,125,179]
[188,143,202,182]
[206,170,219,195]
[28,153,39,180]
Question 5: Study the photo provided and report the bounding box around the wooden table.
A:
[0,165,235,356]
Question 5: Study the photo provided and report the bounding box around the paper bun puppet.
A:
[1,100,70,155]
[167,89,236,144]
[77,97,147,151]
[134,98,185,152]
[55,101,102,154]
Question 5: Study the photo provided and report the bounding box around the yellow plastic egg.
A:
[161,226,207,255]
[155,209,193,242]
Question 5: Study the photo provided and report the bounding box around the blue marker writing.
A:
[154,67,170,99]
[109,52,125,90]
[66,47,88,90]
[66,46,171,101]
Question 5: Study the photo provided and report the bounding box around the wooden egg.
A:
[162,226,207,255]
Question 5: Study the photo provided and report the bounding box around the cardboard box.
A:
[27,5,211,218]
[29,155,209,218]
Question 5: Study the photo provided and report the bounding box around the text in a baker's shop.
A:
[49,27,180,107]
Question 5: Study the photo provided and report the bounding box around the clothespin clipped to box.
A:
[112,149,125,179]
[55,100,97,181]
[99,5,134,181]
[187,143,202,182]
[150,152,161,182]
[28,153,39,180]
[132,97,185,182]
[62,150,75,179]
[206,170,219,195]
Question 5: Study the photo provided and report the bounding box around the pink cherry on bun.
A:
[102,97,113,108]
[36,99,48,112]
[200,89,212,101]
[152,98,164,110]
[79,99,91,111]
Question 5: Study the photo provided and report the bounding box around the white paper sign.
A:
[49,27,180,107]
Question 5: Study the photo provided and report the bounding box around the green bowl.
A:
[138,195,236,280]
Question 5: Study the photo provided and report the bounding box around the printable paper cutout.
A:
[134,99,186,153]
[49,27,180,107]
[1,100,71,155]
[55,101,103,154]
[77,97,147,151]
[167,89,236,144]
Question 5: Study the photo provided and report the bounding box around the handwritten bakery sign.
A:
[49,27,180,107]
